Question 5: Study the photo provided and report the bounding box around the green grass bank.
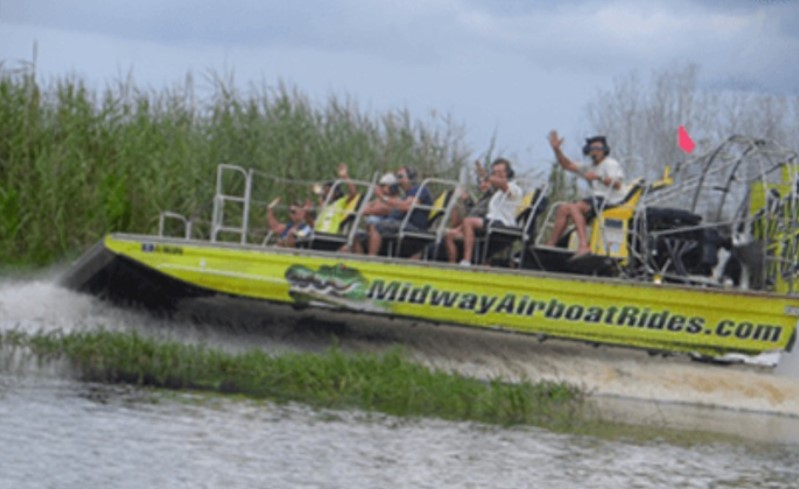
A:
[0,67,470,265]
[0,329,582,428]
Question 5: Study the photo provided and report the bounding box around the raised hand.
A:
[548,130,564,151]
[267,197,281,209]
[337,163,349,179]
[474,159,487,178]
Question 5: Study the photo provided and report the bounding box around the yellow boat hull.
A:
[65,233,799,360]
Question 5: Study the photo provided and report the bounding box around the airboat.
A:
[61,136,799,367]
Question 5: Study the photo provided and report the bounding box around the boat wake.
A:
[0,275,117,334]
[3,276,799,427]
[0,275,255,350]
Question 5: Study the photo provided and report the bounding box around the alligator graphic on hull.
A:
[285,263,386,312]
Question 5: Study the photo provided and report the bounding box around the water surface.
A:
[2,277,799,487]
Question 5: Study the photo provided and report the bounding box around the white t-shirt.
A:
[486,181,523,226]
[580,157,625,204]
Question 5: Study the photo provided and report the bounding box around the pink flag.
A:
[678,125,695,154]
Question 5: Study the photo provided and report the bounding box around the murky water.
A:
[2,276,799,487]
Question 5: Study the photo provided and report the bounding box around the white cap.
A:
[379,173,397,185]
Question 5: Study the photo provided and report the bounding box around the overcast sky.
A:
[1,0,798,171]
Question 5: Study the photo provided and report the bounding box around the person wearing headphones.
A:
[360,172,401,224]
[367,165,432,256]
[314,163,358,209]
[546,130,625,257]
[342,172,400,254]
[444,158,522,266]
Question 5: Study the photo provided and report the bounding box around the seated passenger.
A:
[315,163,358,208]
[547,131,625,256]
[341,172,400,254]
[367,166,432,256]
[266,198,312,247]
[362,172,400,225]
[314,163,359,233]
[444,158,522,266]
[448,161,495,229]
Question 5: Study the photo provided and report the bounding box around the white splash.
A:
[0,276,176,336]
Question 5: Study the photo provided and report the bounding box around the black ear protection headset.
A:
[582,136,611,156]
[505,164,515,179]
[491,158,515,179]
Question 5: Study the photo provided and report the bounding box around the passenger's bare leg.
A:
[547,204,571,247]
[461,217,484,264]
[367,225,382,256]
[449,207,463,228]
[444,227,463,263]
[571,201,592,255]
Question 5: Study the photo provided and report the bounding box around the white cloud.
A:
[4,0,796,88]
[1,0,797,165]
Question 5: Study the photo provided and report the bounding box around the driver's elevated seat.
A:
[585,178,646,261]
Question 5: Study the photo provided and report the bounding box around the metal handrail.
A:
[158,212,193,240]
[394,177,462,258]
[211,164,252,244]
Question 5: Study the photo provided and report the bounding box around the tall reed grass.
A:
[0,66,470,265]
[1,329,582,428]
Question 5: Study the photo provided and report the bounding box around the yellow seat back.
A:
[589,179,645,261]
[315,194,362,234]
[514,189,541,225]
[428,190,453,224]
